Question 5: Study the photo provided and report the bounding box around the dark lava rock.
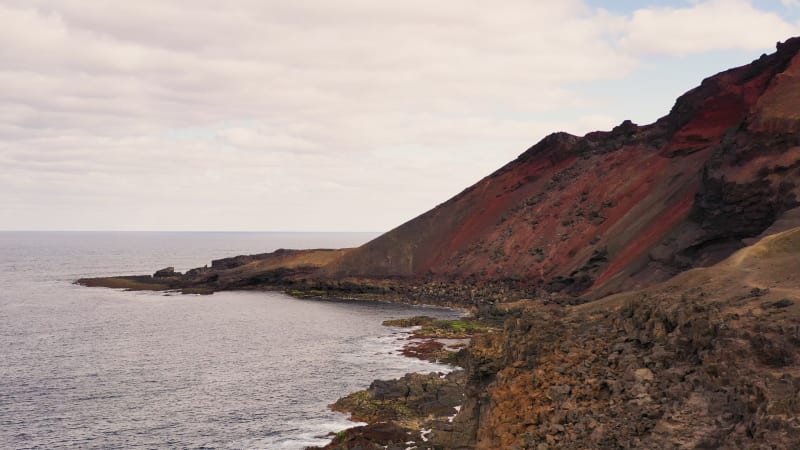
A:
[306,422,412,450]
[153,267,179,278]
[332,371,465,425]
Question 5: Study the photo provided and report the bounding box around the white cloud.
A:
[620,0,800,56]
[0,1,797,230]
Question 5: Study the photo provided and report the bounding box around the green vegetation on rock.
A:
[384,315,494,338]
[331,390,413,424]
[286,289,328,298]
[382,315,437,327]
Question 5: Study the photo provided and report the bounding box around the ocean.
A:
[0,232,462,449]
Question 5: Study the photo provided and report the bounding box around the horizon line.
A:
[0,229,385,233]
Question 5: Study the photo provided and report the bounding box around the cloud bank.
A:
[1,0,798,230]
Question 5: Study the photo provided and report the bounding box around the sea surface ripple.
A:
[0,232,462,449]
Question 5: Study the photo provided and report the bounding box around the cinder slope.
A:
[328,38,800,298]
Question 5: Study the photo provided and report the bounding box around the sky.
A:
[2,1,799,232]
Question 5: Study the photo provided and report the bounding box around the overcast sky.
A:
[2,0,799,231]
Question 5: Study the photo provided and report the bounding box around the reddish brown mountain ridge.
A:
[81,38,800,304]
[325,38,800,299]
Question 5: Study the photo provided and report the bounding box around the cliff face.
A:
[327,38,800,298]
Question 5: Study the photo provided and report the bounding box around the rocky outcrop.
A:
[332,371,465,424]
[316,371,466,450]
[153,267,179,278]
[308,422,412,450]
[76,248,356,295]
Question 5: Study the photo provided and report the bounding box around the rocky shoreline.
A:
[75,257,539,311]
[75,229,800,449]
[309,315,496,450]
[312,226,800,449]
[316,371,466,450]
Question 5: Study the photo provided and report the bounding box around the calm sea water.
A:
[0,232,462,449]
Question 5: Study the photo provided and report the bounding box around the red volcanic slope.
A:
[327,38,800,297]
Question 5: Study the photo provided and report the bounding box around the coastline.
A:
[72,227,800,448]
[310,313,490,450]
[72,251,508,449]
[75,272,478,449]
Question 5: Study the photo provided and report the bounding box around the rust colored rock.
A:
[325,37,800,299]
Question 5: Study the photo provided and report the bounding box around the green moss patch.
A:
[286,289,329,298]
[331,390,413,424]
[384,315,494,338]
[382,316,438,327]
